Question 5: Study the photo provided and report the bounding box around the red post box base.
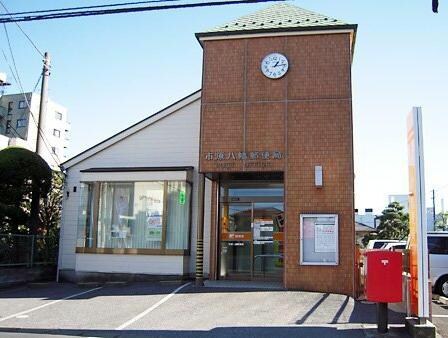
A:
[377,302,388,333]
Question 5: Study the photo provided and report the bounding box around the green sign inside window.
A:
[178,190,186,205]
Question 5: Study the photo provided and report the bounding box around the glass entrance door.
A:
[252,202,284,280]
[219,181,284,281]
[220,203,252,279]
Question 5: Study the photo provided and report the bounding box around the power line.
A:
[0,0,183,17]
[15,72,42,122]
[0,0,44,57]
[1,23,59,165]
[1,44,61,167]
[32,73,42,93]
[0,0,284,24]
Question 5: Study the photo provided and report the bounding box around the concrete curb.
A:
[405,317,436,338]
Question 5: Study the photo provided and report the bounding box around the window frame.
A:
[53,129,61,137]
[18,100,26,109]
[55,111,63,120]
[16,118,27,128]
[75,179,192,256]
[5,120,11,134]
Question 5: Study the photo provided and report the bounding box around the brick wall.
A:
[200,32,355,296]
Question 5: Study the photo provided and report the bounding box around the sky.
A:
[0,0,447,213]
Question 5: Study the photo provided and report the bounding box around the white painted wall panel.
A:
[75,254,184,275]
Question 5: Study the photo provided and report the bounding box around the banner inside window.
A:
[300,214,338,265]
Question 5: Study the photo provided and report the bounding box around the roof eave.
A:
[195,24,358,47]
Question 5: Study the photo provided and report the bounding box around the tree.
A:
[0,147,52,234]
[435,211,448,231]
[362,202,409,247]
[39,171,63,236]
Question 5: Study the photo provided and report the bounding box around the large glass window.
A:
[97,182,135,249]
[77,183,95,248]
[166,182,190,250]
[76,180,191,254]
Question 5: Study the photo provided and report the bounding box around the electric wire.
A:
[16,72,42,122]
[32,73,42,93]
[0,0,44,57]
[1,20,59,165]
[0,0,284,23]
[0,0,184,17]
[1,31,61,166]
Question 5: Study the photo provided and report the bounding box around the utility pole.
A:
[36,52,50,155]
[432,189,436,231]
[30,52,50,236]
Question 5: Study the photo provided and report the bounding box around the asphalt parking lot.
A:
[432,298,448,338]
[0,282,411,338]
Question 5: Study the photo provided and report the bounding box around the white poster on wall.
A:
[314,222,336,253]
[300,214,339,265]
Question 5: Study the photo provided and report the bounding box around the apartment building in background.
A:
[0,92,69,169]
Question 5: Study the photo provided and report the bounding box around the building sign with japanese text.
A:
[204,150,283,161]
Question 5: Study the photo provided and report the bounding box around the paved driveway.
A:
[0,282,410,337]
[432,298,448,338]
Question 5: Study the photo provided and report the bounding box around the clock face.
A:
[261,53,289,79]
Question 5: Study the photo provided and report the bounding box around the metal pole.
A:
[36,52,50,155]
[377,302,388,333]
[195,173,205,286]
[432,189,436,230]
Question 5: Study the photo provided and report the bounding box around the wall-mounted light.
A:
[315,165,323,188]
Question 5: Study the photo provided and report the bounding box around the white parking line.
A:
[432,314,448,318]
[116,282,191,330]
[0,286,103,323]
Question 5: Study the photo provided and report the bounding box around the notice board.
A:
[300,214,338,265]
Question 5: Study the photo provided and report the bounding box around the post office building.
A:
[59,3,357,296]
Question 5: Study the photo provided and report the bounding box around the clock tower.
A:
[196,4,357,295]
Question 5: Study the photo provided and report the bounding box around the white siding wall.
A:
[59,97,203,276]
[76,254,184,275]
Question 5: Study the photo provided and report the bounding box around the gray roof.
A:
[355,222,376,233]
[196,3,356,39]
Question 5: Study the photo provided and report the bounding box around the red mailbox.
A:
[365,250,402,303]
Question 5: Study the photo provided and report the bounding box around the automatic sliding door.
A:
[252,202,284,280]
[220,203,252,279]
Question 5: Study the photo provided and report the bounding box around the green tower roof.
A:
[196,3,356,39]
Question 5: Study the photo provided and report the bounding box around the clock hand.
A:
[274,63,287,67]
[273,61,279,67]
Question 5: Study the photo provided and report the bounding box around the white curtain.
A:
[166,182,190,250]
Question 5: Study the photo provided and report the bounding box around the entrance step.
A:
[204,280,284,290]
